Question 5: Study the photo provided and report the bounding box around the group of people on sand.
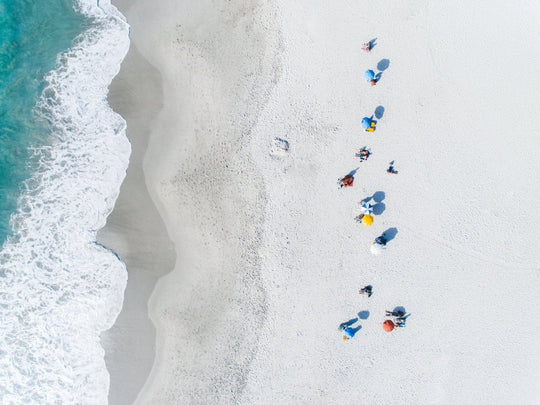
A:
[337,40,398,190]
[337,39,408,341]
[339,285,409,340]
[385,309,409,328]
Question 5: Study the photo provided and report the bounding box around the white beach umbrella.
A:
[361,203,373,215]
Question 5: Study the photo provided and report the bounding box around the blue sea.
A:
[0,1,130,403]
[0,0,85,239]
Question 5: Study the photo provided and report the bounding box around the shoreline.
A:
[102,0,282,403]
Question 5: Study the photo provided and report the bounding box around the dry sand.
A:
[102,0,540,403]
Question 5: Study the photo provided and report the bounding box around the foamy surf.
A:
[0,1,130,403]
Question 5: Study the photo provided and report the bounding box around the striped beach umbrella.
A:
[361,203,373,215]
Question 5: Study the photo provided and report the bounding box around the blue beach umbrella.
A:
[361,117,371,130]
[361,203,373,215]
[364,69,375,82]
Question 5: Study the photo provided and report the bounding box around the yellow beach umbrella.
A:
[361,214,374,226]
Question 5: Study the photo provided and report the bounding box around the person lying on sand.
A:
[341,327,358,340]
[338,174,354,188]
[387,163,398,174]
[385,310,406,318]
[355,147,371,161]
[339,323,360,340]
[359,285,373,297]
[374,236,387,246]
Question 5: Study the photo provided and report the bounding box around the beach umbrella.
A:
[361,214,373,226]
[361,203,373,215]
[361,117,371,130]
[383,320,395,332]
[364,69,375,82]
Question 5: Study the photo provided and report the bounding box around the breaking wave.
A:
[0,1,130,403]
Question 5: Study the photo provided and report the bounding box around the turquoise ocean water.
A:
[0,1,131,403]
[0,0,85,241]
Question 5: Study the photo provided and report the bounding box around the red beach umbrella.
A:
[383,320,395,332]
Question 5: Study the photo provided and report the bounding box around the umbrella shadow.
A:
[377,58,390,71]
[393,306,406,314]
[372,202,386,215]
[358,310,370,320]
[375,105,385,119]
[361,191,385,204]
[361,191,385,215]
[382,227,398,243]
[373,191,385,203]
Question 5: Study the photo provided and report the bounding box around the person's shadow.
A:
[339,318,358,329]
[382,227,398,243]
[347,167,360,177]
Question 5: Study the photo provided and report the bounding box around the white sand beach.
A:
[102,0,540,403]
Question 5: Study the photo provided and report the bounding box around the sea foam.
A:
[0,1,130,403]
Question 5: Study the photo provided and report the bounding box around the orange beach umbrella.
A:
[383,320,395,332]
